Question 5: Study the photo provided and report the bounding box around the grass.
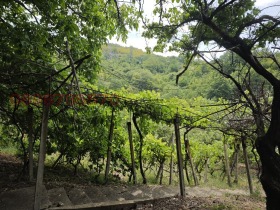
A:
[0,145,18,156]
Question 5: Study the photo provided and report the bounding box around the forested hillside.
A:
[99,44,276,101]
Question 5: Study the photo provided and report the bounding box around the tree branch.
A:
[176,52,196,85]
[235,15,280,37]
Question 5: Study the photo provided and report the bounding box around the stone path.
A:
[0,184,178,210]
[0,184,251,210]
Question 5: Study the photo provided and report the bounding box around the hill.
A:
[98,44,234,100]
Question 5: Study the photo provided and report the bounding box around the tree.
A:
[142,0,280,208]
[0,0,139,162]
[1,2,139,209]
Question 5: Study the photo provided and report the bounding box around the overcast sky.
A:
[110,0,280,56]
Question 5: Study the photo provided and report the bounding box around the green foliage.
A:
[99,44,237,100]
[143,133,171,165]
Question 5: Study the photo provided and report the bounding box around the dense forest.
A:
[0,0,279,209]
[100,43,278,101]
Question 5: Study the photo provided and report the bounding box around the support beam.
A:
[27,106,34,182]
[105,109,115,182]
[174,115,185,196]
[169,133,174,185]
[34,102,50,210]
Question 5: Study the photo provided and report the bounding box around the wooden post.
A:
[105,109,115,182]
[169,133,174,185]
[174,115,185,196]
[223,139,232,187]
[241,135,253,194]
[27,106,34,182]
[34,102,50,210]
[127,122,137,184]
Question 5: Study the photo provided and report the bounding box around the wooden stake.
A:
[34,102,50,210]
[127,122,137,184]
[174,115,185,196]
[105,109,115,182]
[27,106,34,182]
[169,133,174,185]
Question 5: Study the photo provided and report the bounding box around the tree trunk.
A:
[105,109,115,182]
[132,114,147,184]
[159,163,164,185]
[234,144,240,184]
[241,136,253,194]
[27,106,34,182]
[17,131,28,180]
[185,138,198,186]
[257,137,280,210]
[169,133,174,185]
[185,160,191,185]
[52,151,64,168]
[127,122,137,184]
[174,116,185,196]
[204,158,209,183]
[256,86,280,210]
[223,140,232,187]
[156,161,164,184]
[183,142,191,185]
[34,103,50,210]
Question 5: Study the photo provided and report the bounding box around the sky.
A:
[110,0,280,56]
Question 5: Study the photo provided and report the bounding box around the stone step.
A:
[67,188,93,205]
[48,187,73,208]
[84,186,110,203]
[49,195,176,210]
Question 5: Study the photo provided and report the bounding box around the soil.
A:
[137,194,265,210]
[0,153,266,209]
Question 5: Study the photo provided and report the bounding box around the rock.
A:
[132,190,143,196]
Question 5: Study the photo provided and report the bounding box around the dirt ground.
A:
[0,153,266,210]
[137,194,265,210]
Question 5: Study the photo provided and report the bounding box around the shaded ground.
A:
[141,194,265,210]
[0,153,266,209]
